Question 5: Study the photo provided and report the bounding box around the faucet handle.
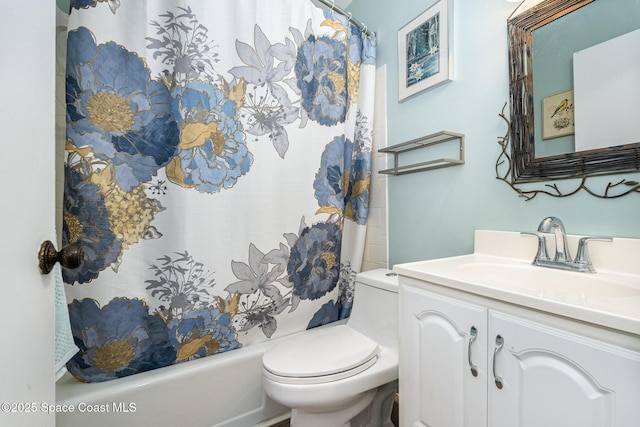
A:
[521,232,550,263]
[573,236,613,273]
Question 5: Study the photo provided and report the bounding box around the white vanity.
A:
[394,230,640,427]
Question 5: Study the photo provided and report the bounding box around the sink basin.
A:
[393,230,640,335]
[457,262,640,299]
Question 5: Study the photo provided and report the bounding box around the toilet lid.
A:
[263,325,379,381]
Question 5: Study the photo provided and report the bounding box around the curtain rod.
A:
[315,0,374,37]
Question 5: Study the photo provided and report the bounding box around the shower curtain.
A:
[62,0,376,382]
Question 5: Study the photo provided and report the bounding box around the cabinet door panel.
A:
[400,286,487,427]
[489,311,640,427]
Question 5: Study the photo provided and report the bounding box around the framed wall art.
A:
[542,90,574,140]
[398,0,453,102]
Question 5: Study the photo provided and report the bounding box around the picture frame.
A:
[398,0,453,102]
[541,90,575,140]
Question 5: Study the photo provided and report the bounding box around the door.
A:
[489,311,640,427]
[400,286,488,427]
[0,2,56,426]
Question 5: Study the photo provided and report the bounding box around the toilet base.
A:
[289,381,398,427]
[351,380,398,427]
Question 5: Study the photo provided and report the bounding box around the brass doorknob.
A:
[38,240,84,274]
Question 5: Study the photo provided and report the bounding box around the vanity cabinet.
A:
[400,284,640,427]
[401,286,487,427]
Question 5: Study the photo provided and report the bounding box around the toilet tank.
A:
[347,269,398,348]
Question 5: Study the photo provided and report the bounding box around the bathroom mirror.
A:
[507,0,640,183]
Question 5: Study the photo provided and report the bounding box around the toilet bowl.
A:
[262,269,399,427]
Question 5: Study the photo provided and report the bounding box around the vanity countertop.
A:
[394,230,640,336]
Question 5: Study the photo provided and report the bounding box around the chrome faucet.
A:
[537,216,571,263]
[522,217,612,273]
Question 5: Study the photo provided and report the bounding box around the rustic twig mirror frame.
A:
[507,0,640,183]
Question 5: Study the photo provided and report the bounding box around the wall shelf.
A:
[378,131,465,175]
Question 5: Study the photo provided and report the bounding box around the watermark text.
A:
[1,402,136,414]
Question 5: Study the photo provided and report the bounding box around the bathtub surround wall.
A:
[60,0,376,383]
[362,64,390,271]
[346,0,640,266]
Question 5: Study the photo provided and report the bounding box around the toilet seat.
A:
[263,325,379,385]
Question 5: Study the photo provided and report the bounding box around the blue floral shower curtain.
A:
[62,0,376,382]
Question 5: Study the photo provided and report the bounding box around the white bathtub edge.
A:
[56,337,290,427]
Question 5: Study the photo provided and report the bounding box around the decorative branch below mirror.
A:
[497,104,640,201]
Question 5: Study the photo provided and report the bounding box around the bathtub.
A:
[55,336,290,427]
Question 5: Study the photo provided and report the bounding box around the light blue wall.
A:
[347,0,640,266]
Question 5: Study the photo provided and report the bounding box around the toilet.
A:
[262,269,399,427]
